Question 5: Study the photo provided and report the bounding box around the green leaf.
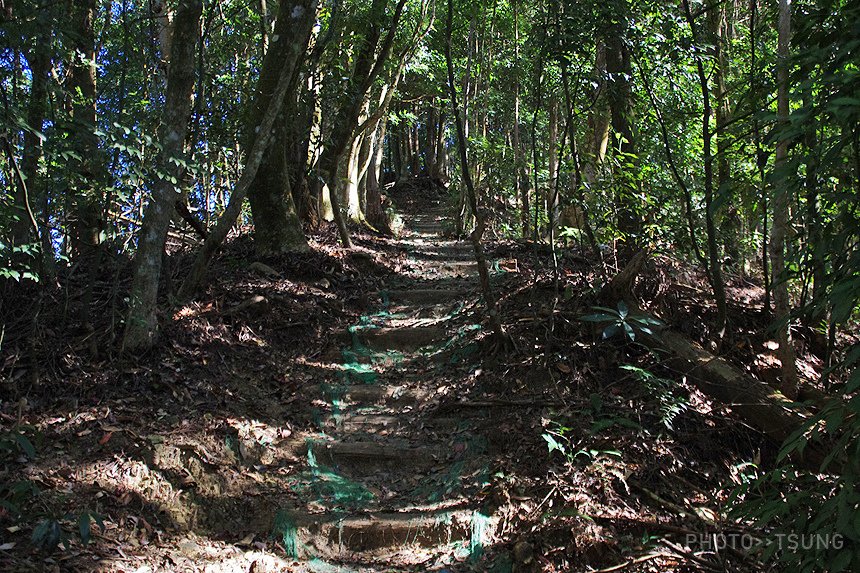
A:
[14,434,36,459]
[32,520,61,552]
[79,513,91,546]
[846,369,860,394]
[617,300,629,319]
[623,322,635,341]
[825,408,845,434]
[633,315,664,326]
[831,549,852,572]
[542,433,566,455]
[603,324,621,339]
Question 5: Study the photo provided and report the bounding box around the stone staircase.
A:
[279,201,500,570]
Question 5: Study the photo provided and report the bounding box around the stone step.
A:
[411,224,444,232]
[351,325,446,352]
[325,414,464,434]
[411,215,446,223]
[281,508,497,559]
[384,289,467,306]
[305,440,447,471]
[407,251,478,263]
[306,383,432,406]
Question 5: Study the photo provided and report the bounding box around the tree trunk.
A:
[425,104,437,177]
[546,96,559,236]
[365,116,388,228]
[584,42,610,191]
[683,0,728,340]
[445,0,507,346]
[245,0,312,254]
[16,7,56,279]
[513,0,528,238]
[122,0,203,353]
[604,5,640,239]
[178,0,317,299]
[771,0,799,399]
[317,0,409,248]
[711,4,739,264]
[69,0,105,327]
[642,328,828,472]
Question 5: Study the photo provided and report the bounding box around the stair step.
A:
[351,326,446,352]
[281,508,496,558]
[307,383,432,406]
[385,289,466,305]
[326,414,464,433]
[306,440,447,470]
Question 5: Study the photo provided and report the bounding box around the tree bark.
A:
[14,15,51,251]
[123,0,203,352]
[683,0,728,340]
[513,10,529,240]
[604,3,640,239]
[69,0,106,327]
[445,0,508,346]
[245,0,313,254]
[547,96,559,235]
[771,0,799,399]
[178,0,317,299]
[365,115,389,228]
[584,42,610,191]
[642,328,828,472]
[317,0,409,248]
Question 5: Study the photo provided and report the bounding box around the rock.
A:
[249,262,280,279]
[224,295,270,316]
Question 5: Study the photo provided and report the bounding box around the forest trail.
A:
[275,195,502,571]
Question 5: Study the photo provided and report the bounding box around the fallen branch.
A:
[438,398,561,412]
[640,327,833,471]
[598,249,834,472]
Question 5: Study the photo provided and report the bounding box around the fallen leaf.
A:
[99,432,113,445]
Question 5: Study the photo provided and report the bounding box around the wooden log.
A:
[641,327,833,472]
[601,248,648,304]
[597,250,834,472]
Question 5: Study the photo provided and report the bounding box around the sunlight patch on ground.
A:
[73,456,194,527]
[94,533,293,573]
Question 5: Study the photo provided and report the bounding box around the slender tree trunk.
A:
[771,0,799,398]
[604,3,641,239]
[318,0,409,248]
[426,104,437,176]
[260,0,270,55]
[445,0,507,346]
[547,96,560,235]
[684,0,728,340]
[750,0,770,314]
[513,0,528,238]
[584,42,610,191]
[69,0,105,328]
[365,116,389,228]
[711,3,739,263]
[123,0,203,352]
[17,7,56,279]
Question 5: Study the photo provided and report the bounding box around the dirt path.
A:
[277,198,500,570]
[5,193,528,573]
